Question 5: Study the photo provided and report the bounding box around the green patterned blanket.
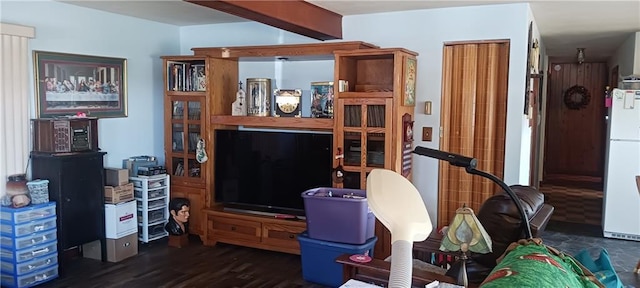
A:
[480,239,604,288]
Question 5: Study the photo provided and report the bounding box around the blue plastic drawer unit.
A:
[0,252,58,276]
[0,202,56,225]
[0,202,59,287]
[298,231,377,287]
[0,216,57,238]
[0,264,58,288]
[0,229,57,250]
[0,241,58,263]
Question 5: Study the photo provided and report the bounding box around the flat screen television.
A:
[214,129,333,216]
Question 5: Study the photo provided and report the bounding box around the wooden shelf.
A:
[339,91,393,98]
[192,41,378,61]
[166,91,206,97]
[211,115,333,131]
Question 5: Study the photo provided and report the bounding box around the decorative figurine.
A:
[196,139,208,164]
[232,81,247,116]
[165,198,190,236]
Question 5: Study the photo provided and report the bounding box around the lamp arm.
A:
[465,167,533,239]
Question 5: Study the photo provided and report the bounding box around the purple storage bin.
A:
[301,187,375,245]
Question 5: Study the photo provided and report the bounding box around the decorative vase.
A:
[6,174,28,196]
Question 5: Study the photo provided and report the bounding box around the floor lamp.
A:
[412,146,533,239]
[413,146,534,287]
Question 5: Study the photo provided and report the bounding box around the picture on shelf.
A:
[33,50,128,118]
[403,57,417,106]
[311,81,334,118]
[193,64,206,91]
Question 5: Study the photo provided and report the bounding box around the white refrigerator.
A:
[602,88,640,241]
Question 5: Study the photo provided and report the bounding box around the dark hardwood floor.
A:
[40,236,327,288]
[39,229,639,288]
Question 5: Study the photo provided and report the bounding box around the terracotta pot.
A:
[6,174,28,196]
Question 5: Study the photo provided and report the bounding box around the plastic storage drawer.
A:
[0,217,57,238]
[0,229,57,250]
[134,187,168,199]
[139,221,168,242]
[0,264,58,288]
[0,203,56,225]
[0,241,57,263]
[139,198,166,210]
[138,208,166,224]
[0,252,57,275]
[298,232,377,287]
[302,187,375,244]
[131,176,168,189]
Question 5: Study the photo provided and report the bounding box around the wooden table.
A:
[336,254,461,287]
[337,231,480,287]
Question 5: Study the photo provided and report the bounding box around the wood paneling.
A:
[439,42,509,227]
[543,62,607,184]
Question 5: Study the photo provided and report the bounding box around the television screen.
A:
[214,129,332,216]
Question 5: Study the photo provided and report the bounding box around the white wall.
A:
[341,4,531,222]
[609,32,638,81]
[635,32,640,75]
[180,3,531,224]
[181,23,333,117]
[0,0,180,168]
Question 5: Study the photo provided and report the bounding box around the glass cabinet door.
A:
[337,99,389,189]
[168,98,204,182]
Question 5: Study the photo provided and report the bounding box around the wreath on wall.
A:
[564,85,591,110]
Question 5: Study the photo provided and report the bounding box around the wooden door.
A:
[543,63,607,186]
[530,75,542,188]
[439,41,510,227]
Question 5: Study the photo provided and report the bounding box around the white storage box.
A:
[105,200,137,239]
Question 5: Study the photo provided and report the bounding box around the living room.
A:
[1,1,639,287]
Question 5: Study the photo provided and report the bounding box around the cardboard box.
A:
[82,233,138,262]
[106,233,138,262]
[82,240,102,261]
[104,183,134,204]
[105,200,137,238]
[105,167,129,186]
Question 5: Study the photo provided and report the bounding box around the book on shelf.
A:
[174,162,184,176]
[167,61,206,92]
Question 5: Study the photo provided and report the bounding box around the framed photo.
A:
[33,51,127,118]
[403,57,417,106]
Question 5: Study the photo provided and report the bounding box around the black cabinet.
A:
[31,151,107,269]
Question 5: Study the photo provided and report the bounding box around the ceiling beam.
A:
[185,0,342,41]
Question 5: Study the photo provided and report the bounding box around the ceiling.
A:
[60,0,640,59]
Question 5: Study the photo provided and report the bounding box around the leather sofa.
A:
[472,185,554,269]
[439,185,554,283]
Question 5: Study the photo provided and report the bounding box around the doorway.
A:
[541,62,607,225]
[438,40,510,227]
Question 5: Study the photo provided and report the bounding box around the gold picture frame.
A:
[33,51,128,118]
[403,57,417,106]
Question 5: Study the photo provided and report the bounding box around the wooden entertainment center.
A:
[161,41,417,258]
